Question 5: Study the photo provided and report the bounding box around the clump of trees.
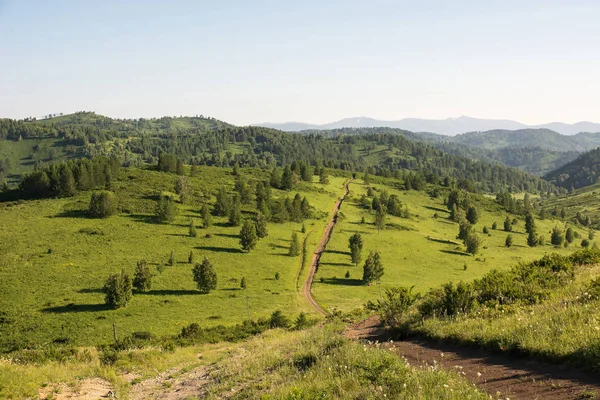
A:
[103,269,133,308]
[156,194,179,223]
[349,233,363,266]
[362,251,384,284]
[88,191,117,218]
[192,257,217,293]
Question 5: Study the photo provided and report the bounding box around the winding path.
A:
[301,179,352,315]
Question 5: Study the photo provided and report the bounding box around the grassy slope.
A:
[0,323,487,399]
[313,178,588,312]
[0,167,347,350]
[0,138,75,184]
[414,264,600,369]
[544,183,600,228]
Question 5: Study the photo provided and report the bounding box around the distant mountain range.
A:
[254,116,600,136]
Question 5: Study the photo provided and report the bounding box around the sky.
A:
[1,0,599,125]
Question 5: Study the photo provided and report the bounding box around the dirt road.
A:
[301,179,352,316]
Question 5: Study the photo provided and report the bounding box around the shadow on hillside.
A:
[42,303,111,313]
[138,289,200,296]
[214,233,239,239]
[52,209,89,219]
[321,278,364,286]
[440,249,471,257]
[167,233,190,237]
[197,245,243,254]
[427,237,461,246]
[321,262,353,267]
[323,249,350,256]
[78,288,104,294]
[269,243,289,250]
[127,214,159,224]
[424,205,449,213]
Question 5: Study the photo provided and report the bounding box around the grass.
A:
[0,166,347,350]
[412,264,600,370]
[313,178,589,312]
[0,138,75,185]
[205,323,488,399]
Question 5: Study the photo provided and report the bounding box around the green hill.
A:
[544,147,600,190]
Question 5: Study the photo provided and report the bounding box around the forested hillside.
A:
[0,113,560,195]
[544,147,600,190]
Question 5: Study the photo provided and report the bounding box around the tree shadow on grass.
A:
[424,205,449,213]
[42,303,112,313]
[51,209,89,219]
[440,249,471,257]
[196,246,243,254]
[214,233,239,239]
[127,214,160,224]
[321,262,353,267]
[324,249,350,256]
[137,289,201,296]
[77,288,104,294]
[427,237,461,246]
[269,243,289,250]
[167,233,190,237]
[321,278,364,286]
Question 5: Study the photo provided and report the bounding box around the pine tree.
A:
[319,168,329,184]
[58,164,76,197]
[176,175,192,204]
[192,257,217,293]
[229,195,242,226]
[527,229,538,247]
[466,206,479,225]
[362,251,384,284]
[214,187,232,217]
[103,268,133,308]
[505,234,513,248]
[281,165,293,190]
[565,227,575,243]
[492,221,498,230]
[156,195,179,223]
[270,167,282,189]
[465,233,481,255]
[375,205,386,233]
[503,217,512,232]
[201,203,212,228]
[240,276,247,289]
[255,212,268,238]
[168,250,175,266]
[89,191,117,218]
[525,212,535,234]
[551,226,564,246]
[189,219,197,237]
[348,233,364,266]
[289,232,300,256]
[133,260,152,292]
[239,220,258,252]
[188,250,194,264]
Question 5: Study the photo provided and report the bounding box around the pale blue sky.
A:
[1,0,599,125]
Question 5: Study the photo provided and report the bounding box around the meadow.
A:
[0,166,348,350]
[313,177,589,312]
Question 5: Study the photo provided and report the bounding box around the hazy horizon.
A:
[2,1,599,125]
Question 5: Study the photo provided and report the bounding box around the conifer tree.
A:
[255,212,268,238]
[362,251,384,284]
[240,220,258,252]
[289,232,300,256]
[201,203,212,228]
[133,260,152,292]
[189,219,197,237]
[104,268,133,308]
[192,257,217,293]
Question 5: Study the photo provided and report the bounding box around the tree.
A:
[192,257,217,293]
[234,177,251,204]
[88,191,117,218]
[375,205,386,233]
[255,212,268,238]
[58,164,76,197]
[275,272,280,280]
[525,212,535,234]
[156,195,178,223]
[289,232,300,256]
[176,175,191,204]
[189,219,197,237]
[281,165,293,190]
[446,189,461,212]
[133,260,152,292]
[348,233,363,266]
[457,219,473,242]
[550,226,564,246]
[229,195,242,226]
[103,268,133,308]
[527,229,538,247]
[362,251,384,284]
[465,233,481,255]
[503,217,512,232]
[270,167,282,189]
[582,239,591,248]
[168,250,175,266]
[492,221,498,230]
[505,234,513,248]
[565,227,575,244]
[240,276,247,289]
[201,203,212,228]
[466,206,479,225]
[319,168,329,184]
[214,187,232,216]
[239,220,258,252]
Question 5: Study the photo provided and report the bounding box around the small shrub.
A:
[103,269,132,308]
[275,272,280,280]
[269,310,290,328]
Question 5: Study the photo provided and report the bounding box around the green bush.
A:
[88,191,117,218]
[103,268,132,308]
